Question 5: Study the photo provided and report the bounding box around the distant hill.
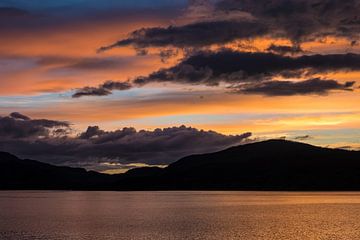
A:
[0,151,113,190]
[2,140,360,190]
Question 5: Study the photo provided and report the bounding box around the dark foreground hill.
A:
[2,140,360,190]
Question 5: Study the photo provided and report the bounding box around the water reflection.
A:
[1,191,360,240]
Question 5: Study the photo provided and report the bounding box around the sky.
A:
[1,0,360,173]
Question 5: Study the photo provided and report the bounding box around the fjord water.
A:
[1,192,360,240]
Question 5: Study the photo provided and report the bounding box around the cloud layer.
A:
[0,112,69,139]
[72,81,132,98]
[100,0,360,52]
[74,50,359,97]
[236,78,354,96]
[98,20,268,52]
[216,0,360,42]
[0,113,252,172]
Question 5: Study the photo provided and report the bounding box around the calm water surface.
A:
[1,191,360,240]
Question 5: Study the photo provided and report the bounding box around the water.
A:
[1,191,360,240]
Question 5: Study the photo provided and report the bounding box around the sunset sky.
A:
[1,0,360,173]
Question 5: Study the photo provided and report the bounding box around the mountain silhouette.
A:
[2,140,360,190]
[0,151,114,190]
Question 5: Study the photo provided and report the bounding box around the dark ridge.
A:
[0,151,115,190]
[1,140,360,190]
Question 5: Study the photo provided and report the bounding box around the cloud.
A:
[98,20,268,52]
[74,50,360,97]
[10,112,31,121]
[294,135,312,140]
[336,145,355,150]
[216,0,360,43]
[0,113,70,139]
[79,126,105,139]
[72,87,112,98]
[235,78,355,96]
[72,80,132,98]
[183,0,215,22]
[136,50,360,84]
[99,0,360,53]
[0,116,253,171]
[266,44,304,55]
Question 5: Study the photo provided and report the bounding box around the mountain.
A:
[115,140,360,190]
[2,140,360,190]
[0,151,114,190]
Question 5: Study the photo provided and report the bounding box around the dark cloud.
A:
[336,146,354,150]
[79,126,105,139]
[99,0,360,53]
[184,0,215,22]
[74,50,360,97]
[101,81,132,91]
[294,135,312,140]
[72,87,112,98]
[72,81,132,98]
[0,113,69,139]
[137,51,360,85]
[266,44,304,55]
[159,49,179,63]
[0,118,253,171]
[217,0,360,43]
[10,112,31,121]
[98,20,268,52]
[236,78,355,96]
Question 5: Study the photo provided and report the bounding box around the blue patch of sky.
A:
[110,87,169,99]
[0,87,177,111]
[0,93,71,108]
